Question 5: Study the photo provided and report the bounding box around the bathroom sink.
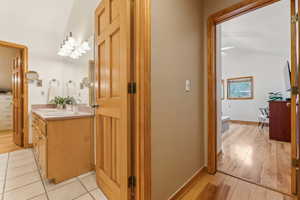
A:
[35,109,78,117]
[33,108,92,119]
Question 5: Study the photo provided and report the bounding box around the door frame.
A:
[133,0,151,199]
[206,0,296,194]
[0,40,29,148]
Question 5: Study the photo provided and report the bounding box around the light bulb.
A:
[81,42,91,51]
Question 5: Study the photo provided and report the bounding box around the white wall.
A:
[221,49,290,122]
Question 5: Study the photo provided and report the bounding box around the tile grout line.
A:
[32,149,50,200]
[1,153,10,200]
[4,168,38,180]
[8,160,37,170]
[27,192,47,200]
[72,193,93,200]
[76,177,96,200]
[5,180,41,193]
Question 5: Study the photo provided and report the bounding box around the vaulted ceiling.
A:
[0,0,75,58]
[221,0,290,57]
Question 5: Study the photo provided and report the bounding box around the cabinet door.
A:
[32,125,39,159]
[39,134,47,178]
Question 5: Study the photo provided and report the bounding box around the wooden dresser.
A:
[269,101,291,142]
[0,94,13,131]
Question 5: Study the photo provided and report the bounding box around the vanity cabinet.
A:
[32,114,47,177]
[32,112,93,183]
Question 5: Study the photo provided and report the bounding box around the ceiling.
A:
[220,0,291,57]
[0,0,75,58]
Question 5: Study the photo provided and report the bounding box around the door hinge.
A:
[292,14,299,24]
[292,159,300,168]
[128,82,136,94]
[128,176,136,200]
[291,86,299,95]
[128,176,136,188]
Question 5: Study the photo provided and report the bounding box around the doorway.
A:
[207,0,298,197]
[0,40,29,152]
[216,0,291,194]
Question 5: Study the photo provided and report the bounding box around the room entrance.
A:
[207,0,299,197]
[0,40,29,152]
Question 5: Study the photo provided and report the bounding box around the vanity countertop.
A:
[32,108,93,121]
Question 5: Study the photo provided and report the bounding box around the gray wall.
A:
[151,0,205,199]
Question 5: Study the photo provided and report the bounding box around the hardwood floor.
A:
[0,130,21,154]
[217,124,291,194]
[180,172,294,200]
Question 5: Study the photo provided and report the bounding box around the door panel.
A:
[95,0,132,199]
[12,55,23,146]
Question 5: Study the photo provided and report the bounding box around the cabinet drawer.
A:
[39,135,47,178]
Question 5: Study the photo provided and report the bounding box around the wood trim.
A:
[210,0,280,24]
[207,0,281,175]
[0,40,27,49]
[0,40,29,148]
[168,167,207,200]
[227,76,254,100]
[230,120,264,126]
[290,0,297,195]
[207,16,217,174]
[134,0,151,199]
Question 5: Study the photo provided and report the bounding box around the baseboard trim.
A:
[168,167,206,200]
[230,120,269,126]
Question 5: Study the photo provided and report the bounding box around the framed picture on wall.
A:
[221,80,225,100]
[227,76,253,100]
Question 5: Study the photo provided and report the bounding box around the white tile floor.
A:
[0,149,107,200]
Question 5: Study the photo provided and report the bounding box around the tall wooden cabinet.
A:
[269,101,291,142]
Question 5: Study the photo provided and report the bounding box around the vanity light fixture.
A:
[58,32,91,59]
[221,46,235,51]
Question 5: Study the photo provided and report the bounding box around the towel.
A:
[66,82,77,98]
[47,80,60,102]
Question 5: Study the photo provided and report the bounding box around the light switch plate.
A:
[185,80,191,92]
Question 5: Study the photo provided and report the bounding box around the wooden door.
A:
[11,55,23,146]
[94,0,133,199]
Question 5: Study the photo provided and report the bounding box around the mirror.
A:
[62,36,94,106]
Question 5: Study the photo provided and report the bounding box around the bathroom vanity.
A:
[32,108,93,183]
